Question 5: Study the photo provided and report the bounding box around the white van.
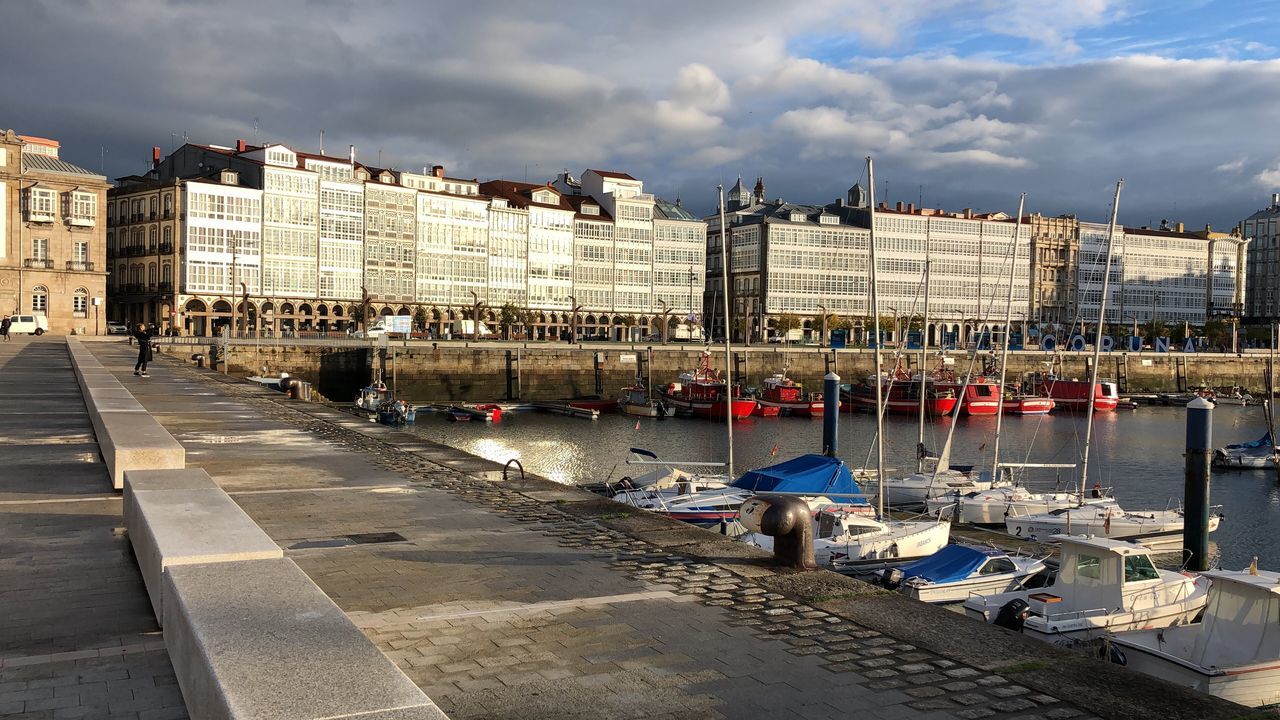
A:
[7,314,49,335]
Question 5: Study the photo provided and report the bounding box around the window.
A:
[1076,554,1101,580]
[148,264,157,287]
[74,240,88,263]
[1124,555,1160,583]
[163,194,172,217]
[149,197,158,216]
[31,237,48,261]
[31,286,48,314]
[149,227,157,250]
[162,226,172,248]
[980,558,1016,575]
[73,288,87,317]
[26,187,56,220]
[70,191,96,225]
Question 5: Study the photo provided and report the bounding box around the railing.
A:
[22,258,53,269]
[125,245,144,256]
[66,261,95,271]
[159,242,174,254]
[158,282,173,292]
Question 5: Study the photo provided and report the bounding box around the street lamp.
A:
[817,303,828,348]
[657,298,671,344]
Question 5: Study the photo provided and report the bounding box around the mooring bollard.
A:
[823,371,840,456]
[740,495,816,569]
[1183,397,1213,571]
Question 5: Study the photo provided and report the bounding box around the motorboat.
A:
[608,450,729,508]
[618,383,666,418]
[1002,394,1055,415]
[743,505,949,566]
[629,453,868,526]
[883,467,997,508]
[1212,432,1275,470]
[754,373,829,416]
[658,351,756,420]
[1004,503,1220,547]
[1029,373,1120,412]
[843,374,957,416]
[377,399,416,426]
[963,535,1209,644]
[751,402,781,417]
[927,484,1113,525]
[1108,565,1280,707]
[354,382,389,412]
[934,375,1002,416]
[889,544,1047,604]
[563,395,618,413]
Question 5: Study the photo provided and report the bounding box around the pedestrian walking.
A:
[0,316,9,342]
[133,323,153,376]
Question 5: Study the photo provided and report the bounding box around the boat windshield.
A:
[979,557,1017,575]
[1123,555,1160,583]
[1076,553,1102,580]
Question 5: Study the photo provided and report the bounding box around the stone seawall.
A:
[161,342,1277,403]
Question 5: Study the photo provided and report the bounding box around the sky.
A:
[4,0,1279,229]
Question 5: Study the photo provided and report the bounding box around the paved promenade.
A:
[0,337,185,719]
[8,338,1255,720]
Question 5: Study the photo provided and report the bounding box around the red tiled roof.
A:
[586,169,637,180]
[563,195,614,222]
[479,180,572,211]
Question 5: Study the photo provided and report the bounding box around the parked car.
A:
[106,321,129,335]
[7,314,49,336]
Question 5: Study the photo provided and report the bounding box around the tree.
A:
[499,303,520,340]
[412,306,428,333]
[775,313,801,342]
[1203,318,1231,350]
[1143,318,1167,340]
[517,307,537,340]
[830,314,854,331]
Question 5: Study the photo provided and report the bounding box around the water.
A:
[408,403,1280,569]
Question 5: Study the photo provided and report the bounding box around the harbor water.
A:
[409,402,1280,570]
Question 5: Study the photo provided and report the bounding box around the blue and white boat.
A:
[628,454,869,525]
[1212,432,1275,470]
[888,544,1046,604]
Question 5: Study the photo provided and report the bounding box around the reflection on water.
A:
[409,403,1280,569]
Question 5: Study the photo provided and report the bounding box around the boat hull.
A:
[620,401,662,417]
[565,396,618,413]
[1005,510,1215,542]
[1002,397,1056,415]
[1110,627,1280,708]
[904,568,1042,604]
[844,390,957,417]
[659,392,756,420]
[755,398,827,416]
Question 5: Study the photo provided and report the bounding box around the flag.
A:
[770,443,779,457]
[634,419,641,430]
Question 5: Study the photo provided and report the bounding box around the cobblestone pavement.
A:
[88,343,1108,720]
[0,338,186,720]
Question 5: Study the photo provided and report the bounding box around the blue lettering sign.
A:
[1126,335,1142,352]
[1069,335,1087,352]
[1099,336,1114,352]
[1040,334,1056,352]
[1183,337,1197,353]
[1155,337,1170,353]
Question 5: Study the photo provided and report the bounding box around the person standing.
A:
[133,323,153,376]
[0,316,10,342]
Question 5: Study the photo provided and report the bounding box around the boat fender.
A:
[993,598,1031,632]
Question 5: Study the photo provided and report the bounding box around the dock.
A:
[529,401,601,419]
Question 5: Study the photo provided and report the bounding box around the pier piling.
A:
[1184,397,1213,571]
[823,372,839,457]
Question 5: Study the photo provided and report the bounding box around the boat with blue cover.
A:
[627,453,870,525]
[887,544,1046,604]
[1212,432,1275,470]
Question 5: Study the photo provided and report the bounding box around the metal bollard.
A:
[1183,397,1213,571]
[739,494,816,569]
[191,353,204,369]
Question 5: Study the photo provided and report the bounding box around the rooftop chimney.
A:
[906,203,915,214]
[349,144,356,165]
[895,201,904,212]
[1177,222,1185,233]
[432,165,445,178]
[236,139,246,153]
[963,208,973,219]
[1273,192,1279,208]
[152,146,161,169]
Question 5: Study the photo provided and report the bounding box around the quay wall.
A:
[164,341,1277,402]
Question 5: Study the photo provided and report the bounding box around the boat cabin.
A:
[1187,569,1280,669]
[1042,536,1168,617]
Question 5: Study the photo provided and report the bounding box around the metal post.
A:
[717,185,736,480]
[1183,397,1213,571]
[1081,180,1123,489]
[867,156,886,518]
[822,372,840,456]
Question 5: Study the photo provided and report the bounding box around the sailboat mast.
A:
[917,244,931,474]
[1081,180,1124,489]
[867,157,887,517]
[717,186,735,480]
[990,194,1026,485]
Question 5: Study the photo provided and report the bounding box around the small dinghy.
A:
[885,544,1047,604]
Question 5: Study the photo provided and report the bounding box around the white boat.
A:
[1004,503,1220,546]
[1108,566,1280,707]
[744,505,950,566]
[884,468,1002,508]
[618,384,666,417]
[963,535,1209,644]
[353,381,388,412]
[610,465,728,510]
[890,544,1047,604]
[1212,432,1275,470]
[927,485,1114,525]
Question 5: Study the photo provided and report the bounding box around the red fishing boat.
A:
[1029,373,1119,412]
[658,352,757,420]
[934,374,1002,416]
[563,395,618,413]
[754,373,830,416]
[842,374,958,416]
[1001,395,1056,415]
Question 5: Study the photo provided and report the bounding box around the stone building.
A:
[1242,194,1280,322]
[0,129,108,335]
[1026,213,1079,329]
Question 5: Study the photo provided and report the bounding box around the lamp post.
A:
[657,298,671,344]
[817,303,828,348]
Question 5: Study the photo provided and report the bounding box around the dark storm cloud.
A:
[4,0,1277,228]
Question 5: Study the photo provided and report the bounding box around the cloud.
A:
[1,0,1276,229]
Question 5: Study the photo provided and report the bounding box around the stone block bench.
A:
[67,338,185,489]
[165,557,448,720]
[123,468,283,624]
